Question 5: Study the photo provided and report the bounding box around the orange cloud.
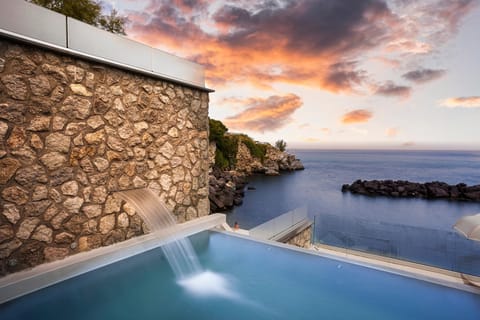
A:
[441,96,480,108]
[321,128,331,135]
[126,0,397,92]
[373,56,401,68]
[341,109,373,124]
[224,94,302,133]
[385,127,398,137]
[124,0,477,96]
[303,137,321,143]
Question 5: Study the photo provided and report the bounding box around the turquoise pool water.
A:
[1,231,479,319]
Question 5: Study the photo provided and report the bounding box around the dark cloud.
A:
[402,68,446,83]
[215,0,393,55]
[324,61,368,92]
[224,94,302,132]
[375,81,411,98]
[126,0,477,93]
[341,109,373,124]
[128,0,396,91]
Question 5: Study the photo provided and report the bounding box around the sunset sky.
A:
[105,0,480,149]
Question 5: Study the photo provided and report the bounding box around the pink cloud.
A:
[224,94,303,133]
[385,127,399,137]
[341,109,373,124]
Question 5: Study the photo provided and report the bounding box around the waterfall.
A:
[115,188,202,279]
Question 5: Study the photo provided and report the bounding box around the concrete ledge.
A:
[312,242,480,295]
[218,230,480,295]
[0,214,226,304]
[271,219,312,242]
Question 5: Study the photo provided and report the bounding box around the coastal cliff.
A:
[208,119,304,212]
[342,179,480,202]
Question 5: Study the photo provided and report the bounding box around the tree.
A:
[28,0,127,35]
[209,118,228,143]
[275,139,287,152]
[99,9,127,35]
[209,118,236,169]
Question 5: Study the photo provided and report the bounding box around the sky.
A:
[103,0,480,150]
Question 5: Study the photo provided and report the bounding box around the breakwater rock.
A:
[342,180,480,201]
[209,168,247,212]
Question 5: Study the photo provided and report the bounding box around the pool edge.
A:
[216,230,480,295]
[0,214,226,304]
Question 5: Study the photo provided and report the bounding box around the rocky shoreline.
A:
[209,147,304,213]
[342,179,480,202]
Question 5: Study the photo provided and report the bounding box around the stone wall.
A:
[0,38,210,276]
[285,225,312,248]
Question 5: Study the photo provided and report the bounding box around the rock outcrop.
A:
[261,144,304,175]
[208,140,304,212]
[208,168,247,212]
[342,180,480,202]
[235,142,304,176]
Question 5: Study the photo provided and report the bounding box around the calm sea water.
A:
[227,150,480,274]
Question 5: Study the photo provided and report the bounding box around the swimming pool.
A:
[1,231,479,320]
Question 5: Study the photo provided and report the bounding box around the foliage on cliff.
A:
[275,139,287,152]
[238,134,267,161]
[209,118,236,169]
[28,0,127,34]
[209,118,267,169]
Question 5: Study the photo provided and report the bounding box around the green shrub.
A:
[209,118,238,169]
[275,139,287,152]
[214,149,229,169]
[208,118,267,168]
[240,135,267,161]
[209,118,228,142]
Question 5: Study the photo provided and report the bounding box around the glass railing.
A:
[250,207,309,240]
[313,213,480,277]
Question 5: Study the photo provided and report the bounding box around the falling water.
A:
[115,188,202,279]
[115,188,244,301]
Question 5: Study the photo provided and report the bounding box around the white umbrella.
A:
[454,213,480,241]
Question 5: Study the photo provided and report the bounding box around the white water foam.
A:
[178,271,239,299]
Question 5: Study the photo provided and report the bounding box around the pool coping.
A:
[0,214,226,304]
[218,230,480,295]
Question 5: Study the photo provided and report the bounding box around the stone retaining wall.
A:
[286,225,312,248]
[0,38,210,276]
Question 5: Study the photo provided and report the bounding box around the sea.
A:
[226,150,480,276]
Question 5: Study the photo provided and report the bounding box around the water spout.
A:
[115,188,202,279]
